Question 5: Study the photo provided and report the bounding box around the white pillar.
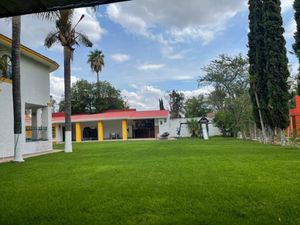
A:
[42,106,52,141]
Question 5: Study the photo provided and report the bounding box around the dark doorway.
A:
[83,127,98,141]
[132,119,155,138]
[62,127,65,141]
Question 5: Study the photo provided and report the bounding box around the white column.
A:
[42,106,51,141]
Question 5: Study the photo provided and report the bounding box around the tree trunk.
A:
[12,16,24,162]
[254,91,267,144]
[64,46,72,153]
[96,72,99,84]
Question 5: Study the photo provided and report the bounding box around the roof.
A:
[52,110,169,123]
[0,34,59,72]
[0,0,129,18]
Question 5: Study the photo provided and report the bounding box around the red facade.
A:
[288,96,300,137]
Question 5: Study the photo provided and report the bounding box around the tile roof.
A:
[52,110,169,123]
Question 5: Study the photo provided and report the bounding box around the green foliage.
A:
[248,0,268,130]
[293,0,300,94]
[263,0,290,129]
[2,139,300,225]
[199,55,253,137]
[184,95,211,118]
[59,80,128,114]
[169,90,185,118]
[248,0,290,131]
[187,119,199,137]
[87,49,104,83]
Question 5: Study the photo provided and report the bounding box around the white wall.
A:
[0,46,53,158]
[159,117,221,138]
[103,120,123,139]
[0,82,14,158]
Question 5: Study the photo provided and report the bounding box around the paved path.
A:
[0,149,63,164]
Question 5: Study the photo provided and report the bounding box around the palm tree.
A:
[44,9,93,152]
[87,50,104,83]
[11,16,24,162]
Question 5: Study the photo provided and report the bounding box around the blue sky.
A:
[0,0,297,110]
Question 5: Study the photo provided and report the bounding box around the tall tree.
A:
[169,90,184,119]
[184,95,211,118]
[199,54,252,137]
[263,0,290,131]
[248,0,267,142]
[44,10,93,152]
[87,50,104,83]
[159,98,165,110]
[293,0,300,94]
[12,16,24,162]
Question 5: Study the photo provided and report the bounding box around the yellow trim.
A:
[75,122,82,143]
[98,121,104,142]
[0,34,59,71]
[122,120,128,141]
[0,77,12,84]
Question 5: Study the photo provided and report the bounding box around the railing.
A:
[26,126,48,142]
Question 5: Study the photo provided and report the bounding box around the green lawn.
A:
[1,138,300,225]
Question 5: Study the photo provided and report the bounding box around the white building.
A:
[0,34,59,158]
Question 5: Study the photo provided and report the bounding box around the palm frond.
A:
[44,31,59,48]
[36,11,58,21]
[76,33,93,47]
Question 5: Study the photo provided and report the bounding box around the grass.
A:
[1,138,300,225]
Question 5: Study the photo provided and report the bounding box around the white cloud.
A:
[0,8,104,50]
[50,74,80,102]
[285,18,296,39]
[107,0,247,45]
[161,46,184,60]
[281,0,293,13]
[137,63,166,71]
[110,53,130,63]
[122,85,213,110]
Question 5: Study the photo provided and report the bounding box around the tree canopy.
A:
[59,80,128,114]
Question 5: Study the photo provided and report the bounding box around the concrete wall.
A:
[0,81,14,158]
[158,117,222,138]
[103,120,123,139]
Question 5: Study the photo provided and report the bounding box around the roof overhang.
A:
[0,0,129,18]
[53,116,169,124]
[0,34,59,72]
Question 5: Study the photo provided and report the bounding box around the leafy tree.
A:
[184,95,211,118]
[59,80,127,114]
[263,0,290,130]
[92,81,128,113]
[44,10,93,152]
[293,0,300,94]
[199,55,252,137]
[87,49,104,83]
[169,90,185,119]
[159,98,165,110]
[187,119,199,137]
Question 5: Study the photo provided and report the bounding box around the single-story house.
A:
[0,34,59,158]
[52,109,169,142]
[52,109,221,142]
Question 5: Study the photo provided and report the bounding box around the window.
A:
[52,126,56,139]
[160,121,163,125]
